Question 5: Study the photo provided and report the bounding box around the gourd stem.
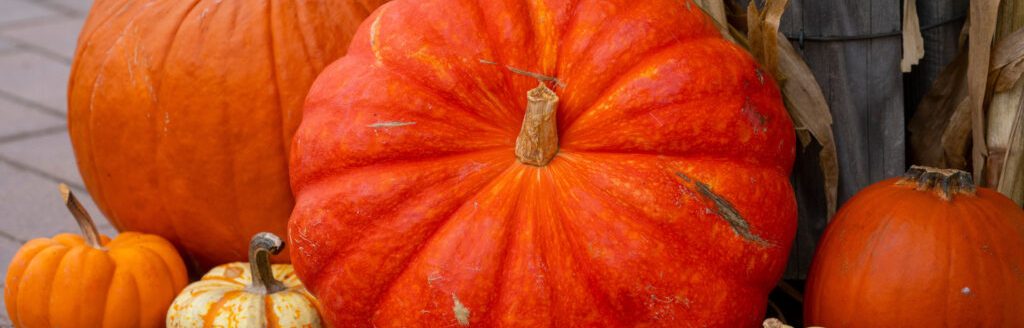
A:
[248,232,287,295]
[899,165,977,201]
[515,83,560,166]
[59,183,103,249]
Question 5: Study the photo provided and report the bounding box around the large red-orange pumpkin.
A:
[68,0,387,269]
[288,0,797,326]
[805,166,1024,326]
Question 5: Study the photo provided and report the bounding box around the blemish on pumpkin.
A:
[980,244,994,255]
[451,293,471,326]
[675,172,770,246]
[163,112,170,133]
[648,112,664,127]
[961,287,971,295]
[755,68,765,85]
[741,98,767,135]
[427,271,442,286]
[369,8,386,63]
[368,121,416,128]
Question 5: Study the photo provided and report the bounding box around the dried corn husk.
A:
[987,2,1024,205]
[966,0,1001,181]
[902,0,925,72]
[910,0,1024,205]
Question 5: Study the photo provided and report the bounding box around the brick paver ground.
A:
[0,0,105,325]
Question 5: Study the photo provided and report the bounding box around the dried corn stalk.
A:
[988,5,1024,206]
[910,0,1024,206]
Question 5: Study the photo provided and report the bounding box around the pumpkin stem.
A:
[515,82,560,166]
[59,183,104,249]
[899,165,977,201]
[247,232,287,295]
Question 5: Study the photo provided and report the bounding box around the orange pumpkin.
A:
[805,166,1024,326]
[4,184,188,328]
[288,0,797,326]
[67,0,388,269]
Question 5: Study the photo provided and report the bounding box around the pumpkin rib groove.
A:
[478,182,524,326]
[93,250,119,328]
[545,168,628,327]
[355,10,520,129]
[370,164,527,326]
[843,187,901,320]
[364,161,524,322]
[561,36,733,132]
[294,148,512,198]
[293,156,515,301]
[22,246,70,327]
[556,6,688,125]
[547,165,728,326]
[4,239,52,326]
[264,0,291,174]
[553,157,693,250]
[134,240,189,291]
[355,57,514,134]
[465,0,518,117]
[85,249,117,326]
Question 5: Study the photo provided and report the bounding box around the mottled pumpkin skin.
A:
[4,232,188,328]
[67,0,387,269]
[288,0,797,326]
[167,263,321,328]
[805,179,1024,327]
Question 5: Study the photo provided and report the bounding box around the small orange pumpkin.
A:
[805,166,1024,326]
[4,184,188,328]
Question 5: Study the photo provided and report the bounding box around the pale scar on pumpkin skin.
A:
[368,121,417,128]
[675,172,770,246]
[451,293,471,326]
[370,7,386,63]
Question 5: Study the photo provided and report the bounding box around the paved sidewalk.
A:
[0,0,110,325]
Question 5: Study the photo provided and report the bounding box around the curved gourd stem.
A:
[899,165,977,201]
[247,232,287,295]
[515,82,560,166]
[59,183,104,249]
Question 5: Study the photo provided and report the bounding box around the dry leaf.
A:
[910,50,970,168]
[996,96,1024,205]
[941,98,973,169]
[986,78,1023,186]
[967,0,1001,182]
[746,0,789,78]
[991,26,1024,91]
[901,0,925,72]
[914,64,967,166]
